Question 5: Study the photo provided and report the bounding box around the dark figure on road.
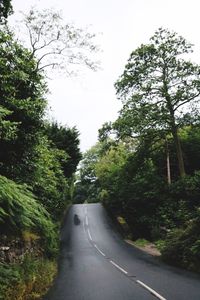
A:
[73,214,80,225]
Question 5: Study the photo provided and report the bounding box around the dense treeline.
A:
[75,29,200,273]
[0,27,81,226]
[0,2,99,297]
[0,26,82,298]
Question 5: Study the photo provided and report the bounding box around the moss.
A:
[133,238,150,247]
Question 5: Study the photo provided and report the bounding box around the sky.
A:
[11,0,200,151]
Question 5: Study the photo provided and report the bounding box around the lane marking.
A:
[87,229,92,241]
[94,244,106,257]
[136,280,166,300]
[85,216,88,226]
[110,260,128,275]
[82,204,166,300]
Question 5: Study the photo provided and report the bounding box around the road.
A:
[45,203,200,300]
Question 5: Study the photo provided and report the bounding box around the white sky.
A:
[11,0,200,151]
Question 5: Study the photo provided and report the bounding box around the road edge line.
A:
[94,244,106,256]
[136,280,166,300]
[110,260,128,275]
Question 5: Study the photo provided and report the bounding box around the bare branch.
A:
[174,92,200,111]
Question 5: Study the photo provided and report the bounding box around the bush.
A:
[0,175,58,256]
[161,214,200,272]
[0,256,57,300]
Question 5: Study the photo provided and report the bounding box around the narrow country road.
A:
[45,203,200,300]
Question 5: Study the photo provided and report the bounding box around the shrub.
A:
[0,256,57,300]
[0,175,58,256]
[161,213,200,272]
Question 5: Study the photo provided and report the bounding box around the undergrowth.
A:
[0,255,57,300]
[0,175,58,256]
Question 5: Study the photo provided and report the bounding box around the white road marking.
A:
[82,204,166,300]
[85,216,88,226]
[87,229,92,241]
[94,244,106,256]
[110,260,128,275]
[136,280,166,300]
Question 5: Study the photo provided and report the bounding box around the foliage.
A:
[0,0,13,23]
[0,28,80,220]
[158,171,200,228]
[0,105,18,141]
[73,143,102,203]
[46,122,82,178]
[0,175,58,255]
[0,256,57,300]
[0,28,47,182]
[161,214,200,272]
[95,143,128,187]
[30,134,69,219]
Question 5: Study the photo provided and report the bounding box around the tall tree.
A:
[115,28,200,177]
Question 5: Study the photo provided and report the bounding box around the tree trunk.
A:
[171,125,186,178]
[166,138,171,184]
[163,82,186,178]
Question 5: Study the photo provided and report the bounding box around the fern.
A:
[0,175,58,255]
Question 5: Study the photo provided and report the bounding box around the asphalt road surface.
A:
[45,203,200,300]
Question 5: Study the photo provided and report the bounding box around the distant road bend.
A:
[45,203,200,300]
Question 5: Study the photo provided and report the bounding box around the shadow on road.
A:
[73,214,80,225]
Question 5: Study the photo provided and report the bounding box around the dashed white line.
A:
[136,280,166,300]
[110,260,128,275]
[87,229,92,241]
[82,205,166,300]
[94,244,106,257]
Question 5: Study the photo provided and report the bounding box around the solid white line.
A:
[136,280,166,300]
[110,260,128,275]
[85,216,88,226]
[87,229,92,241]
[94,244,106,256]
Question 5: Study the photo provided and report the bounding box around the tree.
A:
[0,105,18,141]
[20,8,99,74]
[30,134,69,218]
[115,28,200,177]
[75,143,102,203]
[45,122,82,178]
[0,28,47,182]
[0,0,13,23]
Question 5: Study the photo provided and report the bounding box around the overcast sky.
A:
[11,0,200,151]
